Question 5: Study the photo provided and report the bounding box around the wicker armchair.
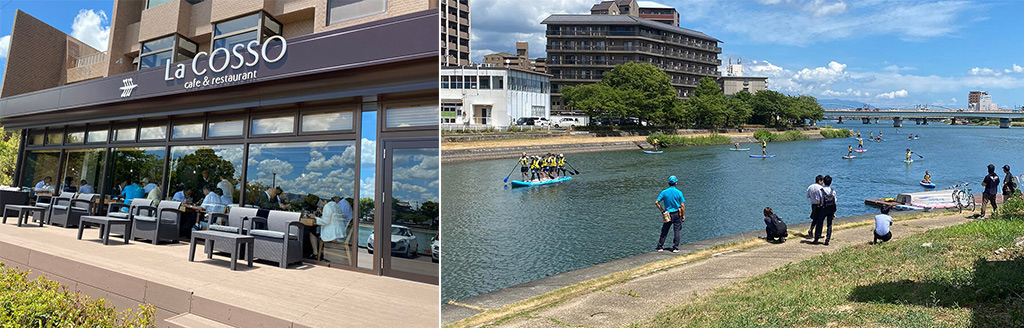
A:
[131,201,184,245]
[249,210,304,268]
[33,194,65,225]
[49,194,97,228]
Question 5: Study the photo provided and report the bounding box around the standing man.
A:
[654,175,685,253]
[806,175,824,237]
[1002,165,1018,198]
[981,164,1000,217]
[519,153,530,181]
[814,175,838,245]
[557,154,567,177]
[761,139,768,156]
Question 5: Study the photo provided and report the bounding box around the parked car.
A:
[430,235,439,263]
[555,117,581,128]
[366,225,418,258]
[515,117,550,127]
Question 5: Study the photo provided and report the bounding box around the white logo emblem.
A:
[119,78,137,98]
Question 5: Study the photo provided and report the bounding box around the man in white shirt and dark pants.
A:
[806,175,823,237]
[874,206,894,244]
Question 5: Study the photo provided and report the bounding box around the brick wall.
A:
[0,10,69,97]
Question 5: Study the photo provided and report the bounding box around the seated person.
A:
[172,189,193,204]
[194,186,225,230]
[763,207,787,242]
[34,176,54,193]
[923,171,931,183]
[146,183,163,206]
[60,177,77,193]
[79,180,95,194]
[874,207,894,244]
[121,180,146,212]
[310,196,354,260]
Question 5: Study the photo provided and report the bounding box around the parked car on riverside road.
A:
[430,235,439,263]
[366,225,418,258]
[515,117,550,127]
[554,117,581,128]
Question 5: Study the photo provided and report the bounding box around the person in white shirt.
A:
[311,196,354,259]
[216,176,235,204]
[805,175,824,236]
[873,207,894,244]
[200,187,225,213]
[78,180,95,194]
[814,175,838,246]
[142,178,158,195]
[34,176,53,192]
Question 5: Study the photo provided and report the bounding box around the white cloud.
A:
[968,67,1001,76]
[951,97,957,104]
[0,35,10,59]
[70,9,109,51]
[1004,64,1024,73]
[805,0,847,17]
[876,89,908,99]
[470,0,594,61]
[793,61,848,85]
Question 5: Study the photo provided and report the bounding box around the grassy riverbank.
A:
[645,132,732,148]
[634,217,1024,328]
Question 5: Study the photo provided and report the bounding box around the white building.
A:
[719,57,768,96]
[440,65,551,129]
[978,94,999,111]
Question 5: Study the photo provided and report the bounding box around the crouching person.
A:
[763,207,787,243]
[873,206,894,244]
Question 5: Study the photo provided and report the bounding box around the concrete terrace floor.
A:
[446,211,973,328]
[0,220,439,328]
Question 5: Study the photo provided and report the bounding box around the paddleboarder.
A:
[652,137,660,151]
[734,142,741,150]
[923,171,931,184]
[858,137,864,149]
[530,155,541,181]
[518,153,530,181]
[761,139,768,156]
[905,149,913,162]
[847,145,853,157]
[557,154,567,177]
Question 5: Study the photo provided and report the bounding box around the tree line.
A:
[562,62,824,129]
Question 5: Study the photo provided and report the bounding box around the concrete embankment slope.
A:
[443,211,970,328]
[442,131,826,163]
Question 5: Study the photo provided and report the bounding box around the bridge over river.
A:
[823,109,1024,128]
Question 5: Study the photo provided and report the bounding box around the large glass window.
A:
[61,149,104,194]
[87,129,108,143]
[169,145,244,205]
[172,123,203,139]
[301,112,353,133]
[252,116,294,135]
[214,14,260,36]
[46,131,62,145]
[115,128,137,142]
[139,35,198,70]
[357,110,376,270]
[106,147,165,201]
[140,125,168,140]
[21,150,60,191]
[212,31,257,51]
[328,0,387,25]
[208,120,244,138]
[66,131,85,144]
[385,147,439,283]
[28,132,44,146]
[212,12,280,53]
[386,105,439,128]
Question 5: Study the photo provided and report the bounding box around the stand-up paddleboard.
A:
[643,150,663,154]
[750,155,776,158]
[854,149,867,153]
[895,204,925,211]
[728,148,750,151]
[914,137,919,140]
[920,181,936,188]
[905,159,914,163]
[842,155,856,159]
[510,176,572,188]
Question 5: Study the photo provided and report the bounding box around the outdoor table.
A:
[3,204,45,227]
[78,215,132,245]
[190,230,254,271]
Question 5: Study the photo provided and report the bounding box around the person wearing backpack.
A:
[763,207,787,243]
[1002,165,1018,198]
[814,175,838,245]
[805,175,824,237]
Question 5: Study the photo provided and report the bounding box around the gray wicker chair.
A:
[105,199,153,237]
[208,207,260,234]
[49,194,97,228]
[131,201,184,245]
[249,210,304,268]
[34,194,65,225]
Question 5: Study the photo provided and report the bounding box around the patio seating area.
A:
[0,201,438,327]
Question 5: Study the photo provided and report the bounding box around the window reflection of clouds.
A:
[252,117,295,135]
[247,141,356,200]
[390,148,439,203]
[172,124,202,139]
[208,120,243,137]
[169,145,245,174]
[301,112,353,132]
[140,126,167,140]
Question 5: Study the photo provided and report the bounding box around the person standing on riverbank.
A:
[814,175,837,245]
[655,175,685,253]
[981,164,1000,217]
[806,175,823,237]
[1002,165,1018,197]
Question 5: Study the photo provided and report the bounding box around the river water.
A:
[441,124,1024,302]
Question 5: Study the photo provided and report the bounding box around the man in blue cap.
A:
[655,175,686,252]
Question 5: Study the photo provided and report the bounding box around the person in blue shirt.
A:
[172,189,193,204]
[119,180,146,212]
[34,176,53,192]
[655,175,686,252]
[79,180,95,194]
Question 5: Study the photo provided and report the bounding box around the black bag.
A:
[820,188,837,209]
[773,215,788,237]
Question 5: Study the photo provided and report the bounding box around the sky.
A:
[0,0,110,87]
[469,0,1024,109]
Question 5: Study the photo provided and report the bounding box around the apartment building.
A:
[482,41,547,73]
[542,0,722,116]
[0,0,440,288]
[441,0,470,66]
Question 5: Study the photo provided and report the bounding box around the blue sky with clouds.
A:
[469,0,1024,109]
[0,0,111,83]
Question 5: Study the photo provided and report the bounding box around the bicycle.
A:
[951,182,975,213]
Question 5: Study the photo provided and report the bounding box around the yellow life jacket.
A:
[530,159,540,169]
[519,157,528,165]
[558,158,565,166]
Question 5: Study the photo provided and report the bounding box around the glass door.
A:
[380,139,439,284]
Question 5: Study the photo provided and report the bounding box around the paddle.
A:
[566,162,581,175]
[502,163,519,183]
[916,153,924,159]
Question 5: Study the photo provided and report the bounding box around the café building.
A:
[0,0,439,285]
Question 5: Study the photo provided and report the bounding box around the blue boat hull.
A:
[749,155,776,158]
[510,176,572,188]
[643,151,663,154]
